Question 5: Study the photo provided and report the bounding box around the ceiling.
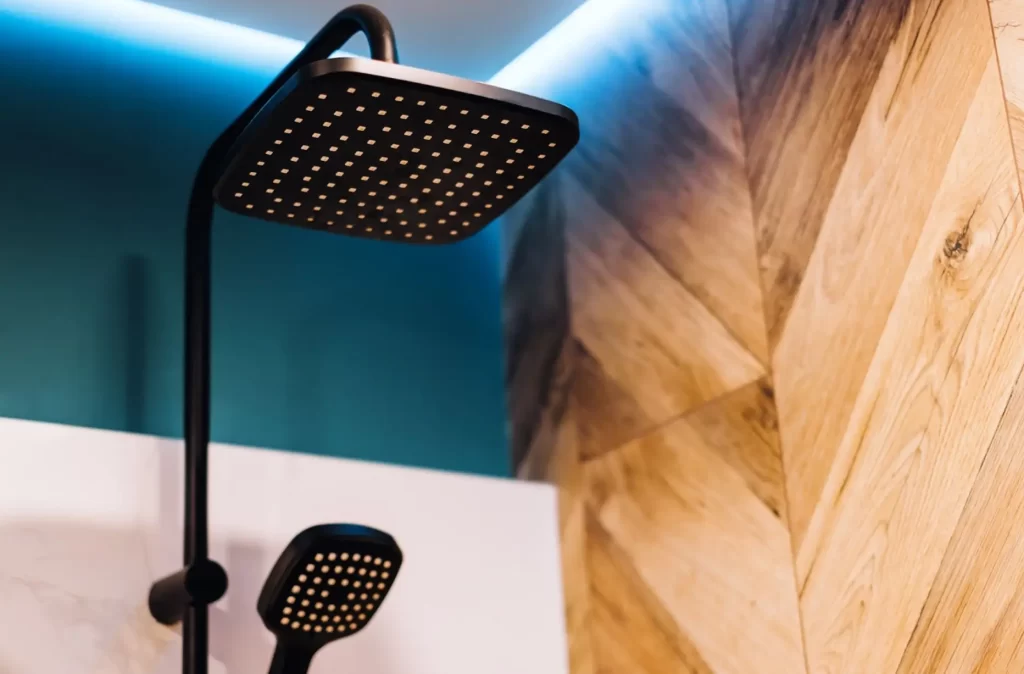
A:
[149,0,589,82]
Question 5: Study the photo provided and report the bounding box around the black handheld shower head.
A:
[259,524,403,674]
[213,58,579,243]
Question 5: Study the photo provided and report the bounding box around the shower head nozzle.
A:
[214,57,579,244]
[259,524,403,672]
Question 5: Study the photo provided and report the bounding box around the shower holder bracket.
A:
[149,560,229,625]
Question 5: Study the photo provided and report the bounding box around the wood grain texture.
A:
[566,0,768,366]
[759,0,997,557]
[530,1,807,667]
[572,341,655,463]
[896,373,1024,673]
[685,378,786,521]
[505,0,1024,670]
[728,0,915,350]
[586,511,713,674]
[798,58,1024,673]
[991,0,1024,176]
[503,0,803,669]
[556,0,773,464]
[566,175,763,429]
[583,396,804,674]
[879,2,1024,671]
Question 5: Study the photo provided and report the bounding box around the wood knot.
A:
[943,226,971,261]
[937,207,976,284]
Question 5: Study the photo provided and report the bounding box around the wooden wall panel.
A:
[566,0,768,367]
[897,374,1024,672]
[551,0,809,669]
[504,0,1024,671]
[740,0,995,556]
[886,1,1024,669]
[565,176,763,440]
[583,379,803,674]
[503,0,807,671]
[991,0,1024,172]
[724,0,1024,670]
[797,58,1024,673]
[586,511,714,674]
[561,0,770,455]
[727,0,915,351]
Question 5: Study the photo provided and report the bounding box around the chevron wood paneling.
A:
[502,0,1024,671]
[505,0,807,670]
[583,384,802,674]
[885,0,1024,669]
[796,58,1024,673]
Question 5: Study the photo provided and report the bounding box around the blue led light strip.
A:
[490,0,659,89]
[0,0,306,73]
[0,0,657,84]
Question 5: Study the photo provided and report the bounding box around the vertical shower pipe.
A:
[147,8,398,674]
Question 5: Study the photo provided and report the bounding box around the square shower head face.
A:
[258,524,403,646]
[214,58,579,244]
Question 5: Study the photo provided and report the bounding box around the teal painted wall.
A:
[0,13,509,476]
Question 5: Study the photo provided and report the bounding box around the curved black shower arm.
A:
[148,6,398,674]
[198,4,398,186]
[184,1,397,566]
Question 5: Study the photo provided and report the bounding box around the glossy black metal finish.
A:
[148,7,398,674]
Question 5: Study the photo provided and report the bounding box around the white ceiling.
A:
[150,0,589,82]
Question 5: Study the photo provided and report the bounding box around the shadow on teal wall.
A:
[0,14,509,476]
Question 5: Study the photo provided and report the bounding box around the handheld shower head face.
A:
[214,58,579,244]
[258,524,403,648]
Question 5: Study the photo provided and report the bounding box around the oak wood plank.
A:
[768,0,995,555]
[727,0,915,349]
[797,59,1024,674]
[586,511,714,674]
[567,0,768,364]
[566,176,764,432]
[896,372,1024,673]
[584,406,803,674]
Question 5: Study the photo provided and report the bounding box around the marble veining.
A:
[0,417,566,674]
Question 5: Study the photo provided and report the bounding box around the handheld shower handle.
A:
[268,644,317,674]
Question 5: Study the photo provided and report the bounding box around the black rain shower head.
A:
[259,524,403,674]
[213,58,579,243]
